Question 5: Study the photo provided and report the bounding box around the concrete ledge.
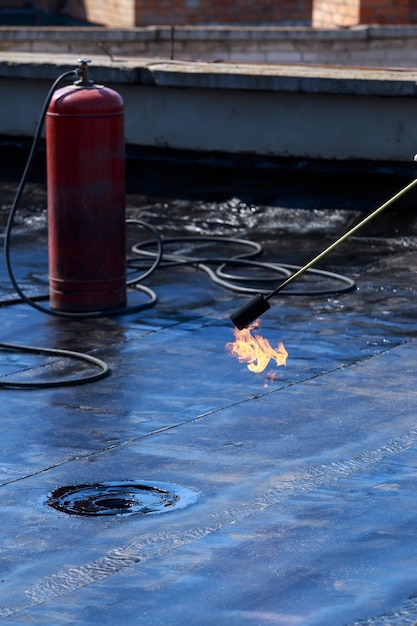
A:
[4,24,417,42]
[1,52,417,162]
[1,52,417,95]
[2,25,417,67]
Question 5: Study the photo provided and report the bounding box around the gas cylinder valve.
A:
[75,58,93,86]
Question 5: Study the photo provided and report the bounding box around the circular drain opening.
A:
[45,480,198,517]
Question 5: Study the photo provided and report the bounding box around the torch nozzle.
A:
[230,293,270,330]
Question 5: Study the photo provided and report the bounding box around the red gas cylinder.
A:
[46,68,126,313]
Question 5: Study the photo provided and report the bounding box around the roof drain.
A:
[45,480,199,517]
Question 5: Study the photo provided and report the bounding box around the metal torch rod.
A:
[265,176,417,301]
[230,175,417,329]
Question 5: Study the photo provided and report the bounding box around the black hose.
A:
[131,236,356,296]
[0,342,109,388]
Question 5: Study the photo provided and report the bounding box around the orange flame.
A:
[225,319,288,373]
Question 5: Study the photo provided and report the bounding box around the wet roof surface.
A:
[1,152,417,625]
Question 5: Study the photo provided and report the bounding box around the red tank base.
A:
[49,278,127,313]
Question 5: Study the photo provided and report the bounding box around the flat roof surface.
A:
[1,155,417,625]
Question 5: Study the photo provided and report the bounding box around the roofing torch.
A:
[230,172,417,330]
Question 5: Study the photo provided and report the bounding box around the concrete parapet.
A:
[1,52,417,162]
[1,25,417,68]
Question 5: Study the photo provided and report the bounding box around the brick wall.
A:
[133,0,312,26]
[31,0,312,27]
[359,0,410,24]
[313,0,412,25]
[21,0,417,27]
[312,0,359,26]
[34,0,135,27]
